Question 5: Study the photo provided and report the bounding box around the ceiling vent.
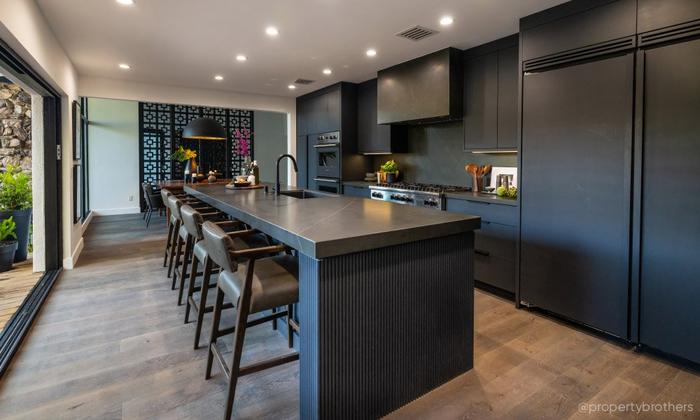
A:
[396,25,439,41]
[294,78,315,85]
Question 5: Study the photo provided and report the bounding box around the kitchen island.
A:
[184,183,480,419]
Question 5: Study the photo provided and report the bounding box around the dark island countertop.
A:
[185,183,481,258]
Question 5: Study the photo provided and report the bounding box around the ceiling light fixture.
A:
[214,75,224,81]
[119,63,131,70]
[266,26,279,37]
[366,48,377,57]
[440,15,454,26]
[116,0,134,5]
[288,84,296,90]
[236,54,247,62]
[322,68,332,75]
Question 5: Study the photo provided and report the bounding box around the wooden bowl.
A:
[233,181,251,187]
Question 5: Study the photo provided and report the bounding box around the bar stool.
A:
[161,188,204,270]
[167,194,221,302]
[202,221,300,420]
[179,204,269,348]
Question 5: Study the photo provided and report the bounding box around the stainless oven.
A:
[313,131,340,178]
[311,177,341,194]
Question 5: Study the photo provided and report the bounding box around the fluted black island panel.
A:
[184,184,478,419]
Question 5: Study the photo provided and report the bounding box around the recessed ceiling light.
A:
[116,0,134,5]
[266,26,279,37]
[119,63,131,70]
[366,48,377,57]
[288,84,296,90]
[236,54,247,62]
[214,75,224,81]
[440,15,454,26]
[322,68,332,75]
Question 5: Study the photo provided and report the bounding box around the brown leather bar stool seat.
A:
[202,221,300,420]
[168,194,223,302]
[179,204,269,348]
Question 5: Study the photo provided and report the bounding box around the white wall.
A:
[87,98,140,215]
[253,111,288,185]
[79,76,298,184]
[0,0,81,269]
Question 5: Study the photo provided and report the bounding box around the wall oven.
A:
[313,131,340,179]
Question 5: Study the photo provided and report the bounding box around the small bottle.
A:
[252,160,260,185]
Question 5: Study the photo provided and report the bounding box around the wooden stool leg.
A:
[184,252,199,324]
[170,234,184,287]
[271,307,277,330]
[163,221,174,267]
[206,286,225,379]
[178,236,193,306]
[167,225,181,280]
[287,304,294,348]
[195,257,213,349]
[224,266,254,420]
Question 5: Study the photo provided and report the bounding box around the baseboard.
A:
[62,236,84,270]
[81,210,95,234]
[92,207,141,216]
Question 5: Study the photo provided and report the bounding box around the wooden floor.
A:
[0,214,698,419]
[0,259,43,331]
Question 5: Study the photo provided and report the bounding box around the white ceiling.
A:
[36,0,566,98]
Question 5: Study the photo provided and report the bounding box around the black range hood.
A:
[377,47,462,125]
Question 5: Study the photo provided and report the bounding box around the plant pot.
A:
[0,240,18,272]
[0,208,31,262]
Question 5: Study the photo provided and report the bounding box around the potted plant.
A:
[379,159,399,183]
[170,146,198,181]
[0,217,18,272]
[0,165,32,262]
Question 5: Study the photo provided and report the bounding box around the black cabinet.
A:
[497,46,518,149]
[638,0,700,34]
[357,79,406,154]
[463,52,498,150]
[463,38,518,151]
[297,85,343,136]
[639,38,700,365]
[520,53,634,338]
[521,0,637,62]
[343,184,370,199]
[446,198,517,294]
[297,135,309,188]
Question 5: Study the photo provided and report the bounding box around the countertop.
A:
[185,183,481,259]
[342,181,518,206]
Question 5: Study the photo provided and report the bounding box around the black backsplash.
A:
[371,121,517,187]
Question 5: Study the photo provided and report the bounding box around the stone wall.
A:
[0,82,32,172]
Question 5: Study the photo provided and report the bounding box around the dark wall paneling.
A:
[299,233,474,419]
[637,0,700,34]
[520,53,634,338]
[638,19,700,48]
[520,0,636,61]
[497,46,519,149]
[138,102,253,190]
[463,51,498,150]
[639,38,700,365]
[522,36,636,72]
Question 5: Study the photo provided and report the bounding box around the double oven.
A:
[308,131,341,194]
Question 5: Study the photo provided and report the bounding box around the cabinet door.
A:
[520,54,633,338]
[297,99,309,136]
[357,80,378,153]
[322,87,341,133]
[497,46,518,150]
[463,52,498,151]
[640,38,700,364]
[638,0,700,34]
[474,222,516,293]
[296,135,308,188]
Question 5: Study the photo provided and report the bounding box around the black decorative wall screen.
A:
[139,102,254,188]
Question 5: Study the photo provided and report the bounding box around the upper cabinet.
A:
[463,36,518,152]
[297,84,343,136]
[357,79,406,154]
[521,0,636,63]
[637,0,700,34]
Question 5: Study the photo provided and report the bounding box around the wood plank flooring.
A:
[0,259,43,331]
[0,214,698,419]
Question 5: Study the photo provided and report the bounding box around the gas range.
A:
[369,182,471,210]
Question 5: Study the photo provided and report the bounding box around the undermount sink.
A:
[279,190,323,199]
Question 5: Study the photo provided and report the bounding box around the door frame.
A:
[0,37,63,377]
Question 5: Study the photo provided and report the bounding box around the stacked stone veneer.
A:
[0,82,32,172]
